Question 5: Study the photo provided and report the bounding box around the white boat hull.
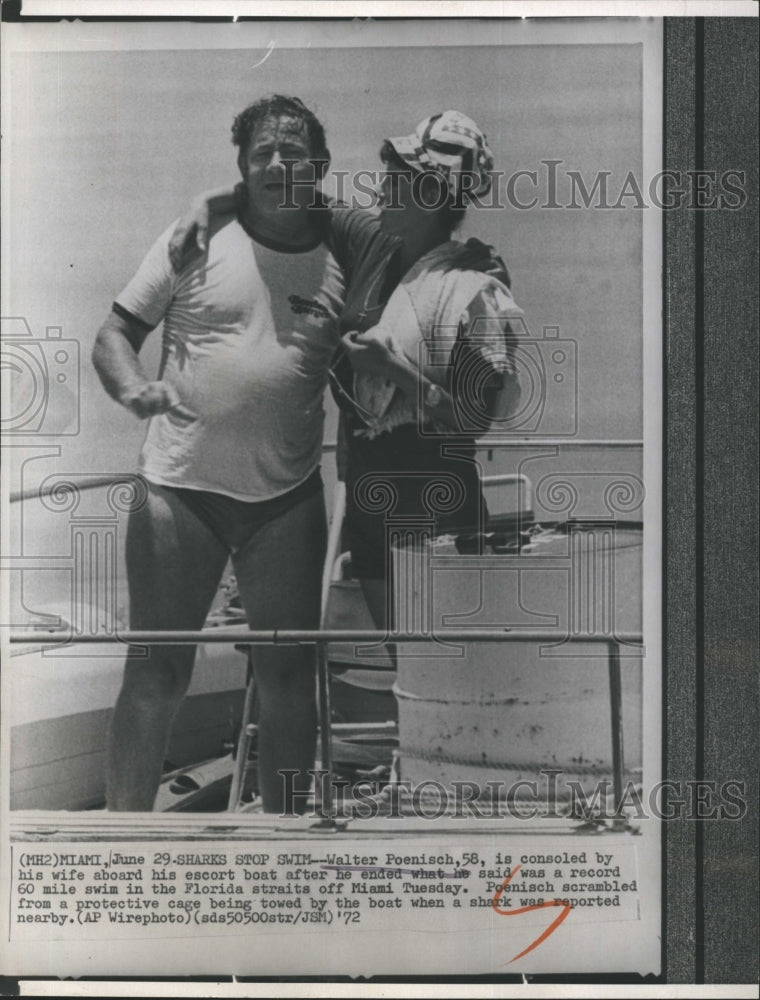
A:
[9,627,248,811]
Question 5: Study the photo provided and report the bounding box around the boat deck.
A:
[8,806,640,843]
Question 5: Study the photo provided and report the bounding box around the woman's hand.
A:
[341,330,396,378]
[168,185,242,271]
[343,328,461,430]
[168,199,210,271]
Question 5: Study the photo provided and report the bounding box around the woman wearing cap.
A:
[169,108,523,633]
[330,111,523,631]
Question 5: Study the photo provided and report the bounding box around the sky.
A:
[2,17,656,620]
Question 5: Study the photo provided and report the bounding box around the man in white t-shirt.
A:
[92,95,345,813]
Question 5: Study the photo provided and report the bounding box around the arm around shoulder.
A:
[168,183,243,269]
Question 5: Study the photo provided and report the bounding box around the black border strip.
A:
[693,15,706,986]
[2,11,758,990]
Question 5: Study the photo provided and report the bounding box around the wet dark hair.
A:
[232,95,329,166]
[379,140,466,232]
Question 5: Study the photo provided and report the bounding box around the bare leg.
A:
[233,488,327,814]
[107,484,228,811]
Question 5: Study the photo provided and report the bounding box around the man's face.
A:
[238,115,320,214]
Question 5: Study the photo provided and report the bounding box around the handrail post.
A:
[312,639,343,830]
[607,639,627,830]
[227,652,256,811]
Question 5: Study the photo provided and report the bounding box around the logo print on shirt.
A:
[289,294,330,320]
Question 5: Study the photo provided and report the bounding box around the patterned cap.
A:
[385,110,495,201]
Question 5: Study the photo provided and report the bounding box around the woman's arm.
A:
[340,330,460,429]
[167,184,244,269]
[450,333,521,433]
[450,284,523,434]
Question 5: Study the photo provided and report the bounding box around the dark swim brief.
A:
[160,467,323,553]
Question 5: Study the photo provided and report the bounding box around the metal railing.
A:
[7,443,644,823]
[8,626,642,824]
[7,439,642,504]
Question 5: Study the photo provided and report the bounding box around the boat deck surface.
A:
[8,808,640,842]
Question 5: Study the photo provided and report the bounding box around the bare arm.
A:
[340,330,460,429]
[168,184,242,270]
[341,329,519,435]
[92,308,196,421]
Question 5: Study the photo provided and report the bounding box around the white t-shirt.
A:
[115,215,345,500]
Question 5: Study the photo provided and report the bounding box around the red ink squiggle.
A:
[491,863,572,964]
